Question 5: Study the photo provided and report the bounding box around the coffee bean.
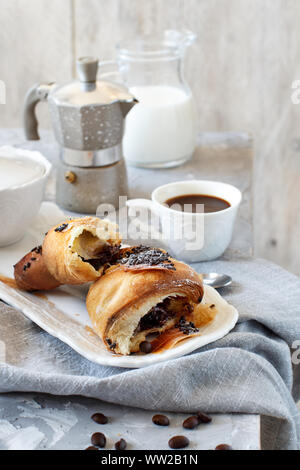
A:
[197,411,212,424]
[140,341,152,354]
[215,444,232,450]
[152,414,170,426]
[85,446,98,451]
[91,413,108,424]
[115,438,127,450]
[91,432,106,448]
[183,416,199,429]
[168,435,189,449]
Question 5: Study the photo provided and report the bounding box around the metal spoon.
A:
[202,273,232,289]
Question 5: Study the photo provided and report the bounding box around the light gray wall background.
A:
[0,0,300,275]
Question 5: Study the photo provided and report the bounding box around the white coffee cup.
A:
[126,180,242,262]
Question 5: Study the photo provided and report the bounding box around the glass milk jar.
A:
[117,30,198,168]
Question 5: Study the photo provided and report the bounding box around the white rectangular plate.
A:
[0,203,238,369]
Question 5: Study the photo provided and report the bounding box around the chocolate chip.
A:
[183,416,199,429]
[31,246,42,254]
[215,444,233,450]
[31,258,37,261]
[106,338,116,350]
[168,436,189,449]
[152,414,170,426]
[175,316,199,335]
[115,439,127,451]
[23,262,31,272]
[54,223,69,233]
[140,341,152,354]
[91,413,108,425]
[91,432,106,448]
[85,446,99,451]
[197,411,212,424]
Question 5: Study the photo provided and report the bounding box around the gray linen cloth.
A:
[0,257,299,450]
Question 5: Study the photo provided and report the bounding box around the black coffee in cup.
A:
[165,194,231,214]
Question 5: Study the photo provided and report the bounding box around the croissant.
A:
[86,246,204,355]
[14,246,61,291]
[42,217,121,285]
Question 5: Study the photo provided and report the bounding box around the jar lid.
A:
[51,57,133,106]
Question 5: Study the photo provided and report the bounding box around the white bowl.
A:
[0,146,52,247]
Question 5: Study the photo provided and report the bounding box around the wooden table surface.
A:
[0,129,260,450]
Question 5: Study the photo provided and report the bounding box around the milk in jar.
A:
[123,85,197,167]
[115,30,198,168]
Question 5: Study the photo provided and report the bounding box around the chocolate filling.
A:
[81,244,120,271]
[135,297,193,334]
[137,298,173,332]
[31,246,42,255]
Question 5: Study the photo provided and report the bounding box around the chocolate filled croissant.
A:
[86,246,204,355]
[14,246,61,291]
[42,217,121,285]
